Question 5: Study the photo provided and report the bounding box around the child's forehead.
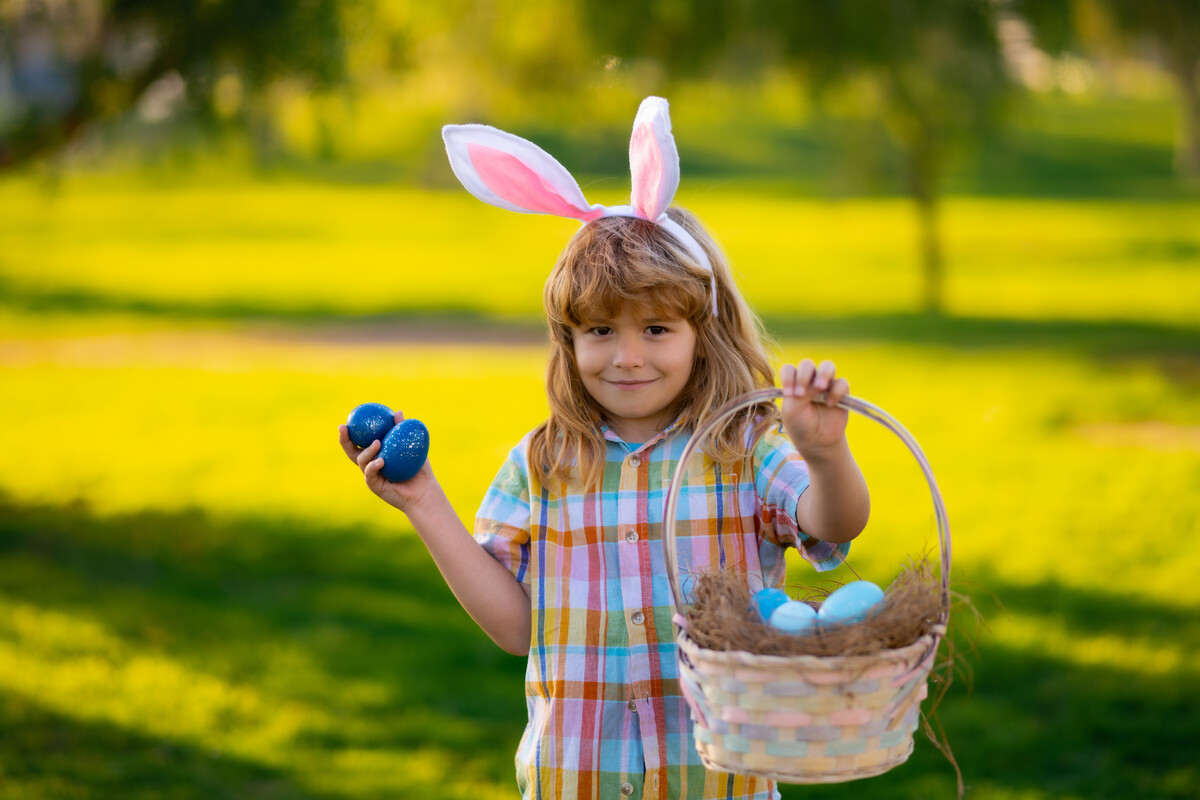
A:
[578,300,687,325]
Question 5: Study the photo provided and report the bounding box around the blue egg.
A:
[346,403,396,449]
[752,588,791,623]
[769,601,818,633]
[378,419,430,483]
[817,580,885,626]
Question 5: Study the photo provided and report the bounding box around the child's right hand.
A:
[338,410,437,515]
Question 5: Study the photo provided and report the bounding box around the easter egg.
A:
[378,419,430,483]
[769,601,818,633]
[346,403,396,449]
[817,580,885,626]
[752,588,791,623]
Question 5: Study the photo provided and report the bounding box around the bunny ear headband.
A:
[442,96,718,315]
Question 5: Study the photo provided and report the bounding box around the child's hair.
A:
[530,207,780,488]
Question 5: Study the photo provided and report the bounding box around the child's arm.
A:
[339,421,532,655]
[779,359,871,544]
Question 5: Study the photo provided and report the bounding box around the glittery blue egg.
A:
[378,419,430,483]
[346,403,396,449]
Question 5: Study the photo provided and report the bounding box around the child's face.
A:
[571,302,697,443]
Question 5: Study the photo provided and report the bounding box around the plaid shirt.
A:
[475,419,848,800]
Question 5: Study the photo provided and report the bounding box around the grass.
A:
[2,176,1199,327]
[2,162,1199,798]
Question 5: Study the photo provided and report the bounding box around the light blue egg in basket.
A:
[817,580,885,626]
[769,600,818,633]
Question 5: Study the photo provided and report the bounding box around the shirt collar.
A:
[599,415,686,452]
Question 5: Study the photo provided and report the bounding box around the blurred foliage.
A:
[587,0,1013,311]
[766,0,1012,312]
[5,0,1198,316]
[1016,0,1200,178]
[0,0,348,169]
[2,0,1193,183]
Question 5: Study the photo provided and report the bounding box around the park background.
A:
[1,1,1198,798]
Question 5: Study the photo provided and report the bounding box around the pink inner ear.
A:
[630,123,663,219]
[468,143,601,221]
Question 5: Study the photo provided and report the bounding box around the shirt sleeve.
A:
[473,439,533,586]
[752,424,850,572]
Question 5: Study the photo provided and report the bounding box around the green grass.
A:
[2,175,1199,327]
[2,169,1199,798]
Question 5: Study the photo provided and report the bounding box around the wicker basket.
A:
[663,389,952,784]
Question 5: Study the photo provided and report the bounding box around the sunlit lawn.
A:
[2,175,1199,326]
[2,174,1199,799]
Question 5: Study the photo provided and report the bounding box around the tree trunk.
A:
[907,126,944,315]
[916,187,943,315]
[1168,53,1200,181]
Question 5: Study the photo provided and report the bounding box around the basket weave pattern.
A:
[676,628,939,782]
[663,390,952,785]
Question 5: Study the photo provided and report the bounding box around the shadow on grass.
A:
[760,312,1200,356]
[0,692,333,800]
[0,275,546,341]
[779,570,1200,800]
[2,496,1198,799]
[0,495,527,798]
[3,272,1200,361]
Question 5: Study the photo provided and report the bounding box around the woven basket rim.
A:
[677,627,942,671]
[698,744,916,784]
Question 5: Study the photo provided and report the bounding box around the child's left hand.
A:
[779,359,851,457]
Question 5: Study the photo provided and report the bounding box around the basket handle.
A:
[662,389,952,623]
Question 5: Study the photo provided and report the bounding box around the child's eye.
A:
[647,325,668,335]
[591,326,612,336]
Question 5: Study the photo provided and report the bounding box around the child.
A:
[339,98,869,800]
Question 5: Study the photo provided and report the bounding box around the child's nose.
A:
[612,336,645,368]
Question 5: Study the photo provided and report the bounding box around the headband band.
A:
[442,96,718,315]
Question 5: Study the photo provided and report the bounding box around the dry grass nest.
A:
[685,557,945,657]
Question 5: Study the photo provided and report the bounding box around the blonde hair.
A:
[530,208,779,489]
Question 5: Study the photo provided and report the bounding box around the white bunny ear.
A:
[442,124,604,222]
[628,96,680,221]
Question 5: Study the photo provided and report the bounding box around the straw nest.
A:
[684,557,943,658]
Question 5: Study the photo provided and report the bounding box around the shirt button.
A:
[624,528,639,543]
[621,782,635,796]
[628,454,641,468]
[631,610,645,625]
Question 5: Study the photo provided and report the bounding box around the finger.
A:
[827,376,850,406]
[394,409,405,424]
[794,359,816,397]
[814,360,836,392]
[779,363,797,397]
[364,454,386,482]
[356,439,381,470]
[338,425,361,462]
